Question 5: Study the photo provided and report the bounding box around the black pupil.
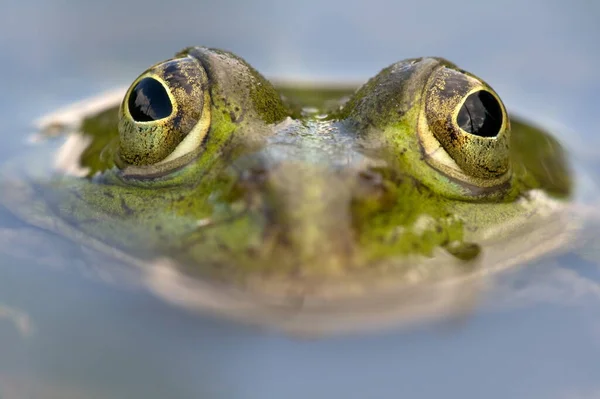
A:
[128,77,173,122]
[456,90,502,137]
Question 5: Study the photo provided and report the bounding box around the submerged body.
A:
[0,47,579,333]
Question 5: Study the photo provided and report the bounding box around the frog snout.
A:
[237,161,359,274]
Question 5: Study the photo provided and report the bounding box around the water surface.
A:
[0,0,599,398]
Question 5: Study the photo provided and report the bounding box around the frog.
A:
[0,46,588,335]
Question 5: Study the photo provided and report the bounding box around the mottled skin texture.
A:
[3,47,573,297]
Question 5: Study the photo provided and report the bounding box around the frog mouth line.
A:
[430,161,513,200]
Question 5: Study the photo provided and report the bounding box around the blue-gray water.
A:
[0,0,599,398]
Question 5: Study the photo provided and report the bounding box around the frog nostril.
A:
[358,169,384,185]
[128,77,173,122]
[239,167,269,187]
[354,168,388,199]
[230,166,271,202]
[456,90,502,138]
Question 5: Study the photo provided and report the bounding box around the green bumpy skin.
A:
[34,48,572,293]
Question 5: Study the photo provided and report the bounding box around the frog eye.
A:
[127,77,173,122]
[421,66,510,185]
[118,56,211,166]
[456,90,503,138]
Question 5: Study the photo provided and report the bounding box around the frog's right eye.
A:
[416,65,511,196]
[118,56,211,167]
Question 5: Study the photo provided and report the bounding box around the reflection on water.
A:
[1,250,600,399]
[0,304,32,338]
[1,0,600,397]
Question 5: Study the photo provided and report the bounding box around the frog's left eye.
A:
[127,77,173,122]
[118,56,211,166]
[420,66,510,188]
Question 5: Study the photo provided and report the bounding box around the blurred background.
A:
[0,0,599,398]
[2,0,599,153]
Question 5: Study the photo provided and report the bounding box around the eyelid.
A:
[418,66,512,191]
[118,56,211,167]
